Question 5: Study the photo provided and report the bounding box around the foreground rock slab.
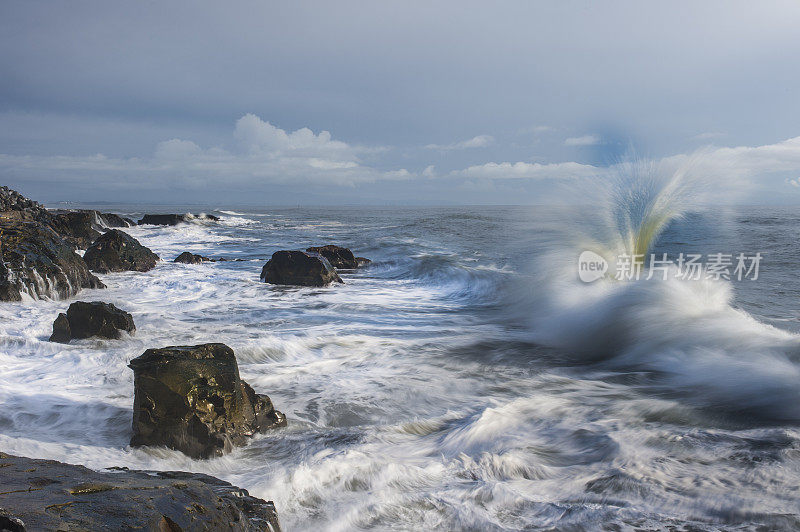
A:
[0,214,104,301]
[83,229,160,273]
[139,213,220,226]
[50,301,135,343]
[129,343,286,459]
[0,452,281,531]
[261,250,343,287]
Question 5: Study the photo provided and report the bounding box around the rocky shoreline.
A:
[0,453,281,531]
[0,185,373,530]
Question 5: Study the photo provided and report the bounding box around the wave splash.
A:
[523,159,800,420]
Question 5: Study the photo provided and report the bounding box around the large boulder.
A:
[138,213,219,226]
[0,213,104,301]
[129,343,286,459]
[174,251,214,264]
[306,245,360,269]
[49,301,135,343]
[261,250,343,287]
[83,229,159,273]
[0,453,282,531]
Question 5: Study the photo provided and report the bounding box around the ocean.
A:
[2,201,800,530]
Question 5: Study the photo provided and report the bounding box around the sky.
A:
[2,0,800,205]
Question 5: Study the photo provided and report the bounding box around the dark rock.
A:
[96,212,135,228]
[306,245,359,269]
[0,213,104,301]
[129,343,286,459]
[83,229,159,273]
[49,301,135,343]
[50,312,71,343]
[261,250,343,287]
[48,210,101,249]
[0,186,50,221]
[355,256,372,267]
[0,453,281,531]
[138,213,219,226]
[174,251,214,264]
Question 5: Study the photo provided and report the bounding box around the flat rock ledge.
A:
[0,452,281,531]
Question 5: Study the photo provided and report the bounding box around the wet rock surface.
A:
[306,245,360,269]
[174,251,214,264]
[49,301,135,343]
[83,229,160,273]
[139,214,220,226]
[0,214,104,301]
[0,452,281,531]
[129,343,286,459]
[261,250,343,287]
[48,210,136,249]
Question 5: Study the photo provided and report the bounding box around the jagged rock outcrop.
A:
[48,210,136,249]
[174,251,214,264]
[83,229,159,273]
[129,343,286,459]
[261,250,343,287]
[0,452,281,531]
[49,301,135,343]
[306,245,360,269]
[139,213,220,226]
[0,213,104,301]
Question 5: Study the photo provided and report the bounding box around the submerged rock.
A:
[129,343,286,459]
[49,301,135,343]
[174,251,214,264]
[0,214,104,301]
[138,213,220,226]
[83,229,159,273]
[0,452,281,531]
[306,245,360,269]
[261,250,343,287]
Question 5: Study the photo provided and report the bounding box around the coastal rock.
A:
[0,186,50,221]
[355,256,372,267]
[129,343,286,459]
[261,250,343,287]
[83,229,160,273]
[174,251,214,264]
[306,245,360,269]
[0,214,104,301]
[0,452,281,531]
[49,301,135,343]
[138,213,220,226]
[49,210,102,249]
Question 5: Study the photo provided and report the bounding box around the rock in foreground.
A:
[261,250,343,287]
[83,229,160,273]
[174,251,214,264]
[50,301,135,343]
[0,452,281,531]
[129,343,286,459]
[139,213,220,226]
[0,214,104,301]
[306,245,360,269]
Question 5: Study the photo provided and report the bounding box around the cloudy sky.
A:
[2,1,800,205]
